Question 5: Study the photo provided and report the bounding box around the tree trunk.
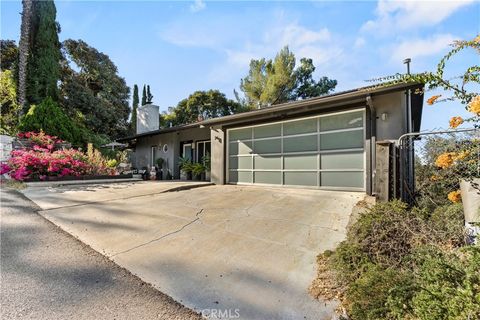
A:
[18,0,33,115]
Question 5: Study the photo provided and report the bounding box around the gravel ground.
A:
[0,187,202,320]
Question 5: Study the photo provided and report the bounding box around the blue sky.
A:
[1,0,479,130]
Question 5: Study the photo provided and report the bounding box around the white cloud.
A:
[390,33,456,62]
[362,0,474,33]
[354,37,366,48]
[190,0,206,13]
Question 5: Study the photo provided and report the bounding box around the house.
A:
[118,82,424,196]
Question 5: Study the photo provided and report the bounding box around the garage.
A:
[227,109,365,190]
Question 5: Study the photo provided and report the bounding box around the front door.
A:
[182,143,193,161]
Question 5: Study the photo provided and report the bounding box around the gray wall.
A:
[133,127,210,178]
[373,91,407,141]
[210,127,225,185]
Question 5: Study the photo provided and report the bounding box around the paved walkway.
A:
[0,188,201,320]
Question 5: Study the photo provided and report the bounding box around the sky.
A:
[1,0,479,131]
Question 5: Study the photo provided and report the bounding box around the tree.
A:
[130,84,139,134]
[19,97,81,144]
[141,85,147,106]
[293,58,337,100]
[239,46,337,108]
[146,85,153,104]
[26,0,62,106]
[0,70,21,134]
[18,0,33,112]
[169,90,243,125]
[1,40,18,72]
[61,39,130,139]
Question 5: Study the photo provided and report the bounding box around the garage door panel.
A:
[254,139,281,154]
[320,130,363,150]
[321,172,364,188]
[229,128,252,141]
[283,118,317,136]
[254,124,281,139]
[321,152,364,170]
[227,110,365,190]
[284,154,317,170]
[229,141,253,155]
[254,171,282,185]
[320,111,363,131]
[284,172,317,186]
[254,155,281,170]
[283,135,317,152]
[229,171,253,184]
[229,156,252,170]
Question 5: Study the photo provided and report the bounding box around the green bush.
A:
[19,97,82,145]
[410,246,480,320]
[315,201,471,320]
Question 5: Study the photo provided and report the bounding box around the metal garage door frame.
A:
[226,108,366,191]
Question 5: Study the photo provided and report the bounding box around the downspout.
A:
[403,58,414,201]
[366,95,376,196]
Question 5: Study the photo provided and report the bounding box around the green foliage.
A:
[130,84,139,134]
[26,0,62,106]
[1,40,18,72]
[178,156,193,173]
[239,46,337,108]
[146,85,153,103]
[409,246,480,320]
[61,39,130,138]
[191,162,206,177]
[141,84,147,106]
[294,58,337,100]
[0,70,21,135]
[317,201,471,320]
[167,90,244,126]
[19,97,81,145]
[106,159,117,168]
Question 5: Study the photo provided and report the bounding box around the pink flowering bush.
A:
[4,132,115,181]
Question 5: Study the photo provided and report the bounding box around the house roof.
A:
[118,81,424,142]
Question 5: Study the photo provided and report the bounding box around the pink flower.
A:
[0,163,10,174]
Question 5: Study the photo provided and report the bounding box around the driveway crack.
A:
[111,209,204,257]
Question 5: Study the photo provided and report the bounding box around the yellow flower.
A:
[435,152,456,169]
[454,150,470,161]
[430,175,439,181]
[468,95,480,114]
[448,190,462,203]
[474,35,480,43]
[449,116,464,128]
[427,95,442,105]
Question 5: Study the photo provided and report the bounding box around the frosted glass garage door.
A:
[227,110,365,190]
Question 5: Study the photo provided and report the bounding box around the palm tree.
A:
[18,0,33,115]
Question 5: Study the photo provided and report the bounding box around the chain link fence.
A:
[397,128,480,210]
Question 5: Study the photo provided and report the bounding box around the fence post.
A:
[375,141,393,202]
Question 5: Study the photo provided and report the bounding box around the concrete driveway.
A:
[22,181,365,320]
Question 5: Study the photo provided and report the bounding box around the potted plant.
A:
[178,156,192,180]
[155,157,164,180]
[192,162,206,181]
[202,153,211,181]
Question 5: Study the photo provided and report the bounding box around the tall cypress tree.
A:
[146,85,153,103]
[26,0,61,106]
[141,85,147,106]
[131,84,139,133]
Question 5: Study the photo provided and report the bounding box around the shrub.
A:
[19,97,82,145]
[5,133,115,180]
[311,201,470,320]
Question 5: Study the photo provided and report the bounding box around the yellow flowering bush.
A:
[447,190,462,203]
[435,152,456,169]
[468,95,480,115]
[449,116,463,128]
